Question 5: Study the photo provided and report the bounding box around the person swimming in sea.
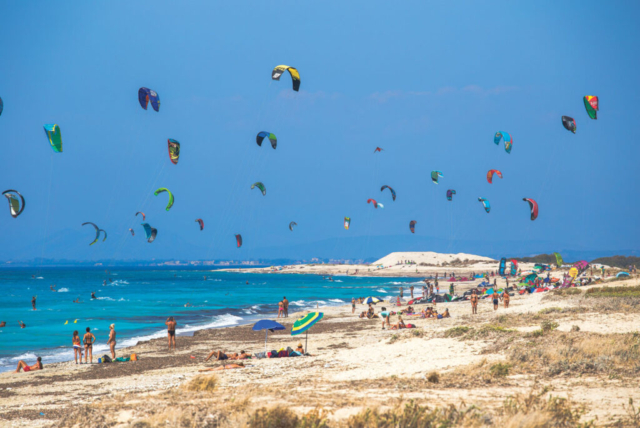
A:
[73,297,81,303]
[19,321,26,328]
[0,321,6,327]
[50,285,57,292]
[91,292,97,299]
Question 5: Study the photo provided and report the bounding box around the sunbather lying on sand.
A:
[389,316,406,330]
[199,362,245,372]
[205,350,230,362]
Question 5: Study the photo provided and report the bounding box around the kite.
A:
[554,252,563,267]
[129,228,135,236]
[380,185,396,201]
[251,182,266,196]
[446,189,456,201]
[487,170,503,184]
[431,170,443,184]
[154,188,174,211]
[562,116,576,133]
[168,139,180,165]
[583,96,598,119]
[138,87,160,112]
[289,221,297,231]
[478,198,490,213]
[2,190,25,218]
[256,132,277,149]
[135,212,146,221]
[344,217,350,230]
[367,199,380,209]
[44,124,63,153]
[98,229,107,242]
[510,259,518,276]
[374,147,383,153]
[141,223,157,243]
[272,65,300,91]
[573,260,590,276]
[522,198,538,221]
[494,131,513,154]
[0,97,3,116]
[82,222,101,246]
[499,258,506,276]
[409,220,417,234]
[195,219,204,231]
[235,234,242,248]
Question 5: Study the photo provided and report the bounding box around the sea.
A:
[0,268,432,373]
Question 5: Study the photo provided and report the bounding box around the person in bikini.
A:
[389,315,406,330]
[72,330,83,364]
[470,290,479,315]
[199,362,245,372]
[16,356,42,373]
[277,300,284,318]
[108,324,117,359]
[166,317,177,351]
[502,290,510,308]
[83,327,96,363]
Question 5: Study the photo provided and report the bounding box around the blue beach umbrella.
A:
[252,320,285,352]
[364,297,382,305]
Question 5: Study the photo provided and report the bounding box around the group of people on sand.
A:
[469,288,509,314]
[357,302,451,330]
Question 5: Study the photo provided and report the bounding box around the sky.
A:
[0,1,639,263]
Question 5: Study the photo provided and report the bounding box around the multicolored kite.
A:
[44,124,62,152]
[494,131,513,154]
[168,139,180,165]
[272,65,300,91]
[522,198,538,221]
[138,87,160,112]
[583,96,598,119]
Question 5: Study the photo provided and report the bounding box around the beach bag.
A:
[102,355,112,363]
[267,350,279,358]
[437,314,443,319]
[406,323,415,328]
[254,352,267,359]
[130,353,137,361]
[278,350,289,358]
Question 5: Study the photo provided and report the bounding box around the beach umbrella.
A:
[252,319,285,353]
[364,297,382,305]
[291,312,324,354]
[617,272,630,278]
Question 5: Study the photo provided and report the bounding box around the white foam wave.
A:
[290,300,306,307]
[36,277,44,279]
[57,288,69,292]
[329,299,344,303]
[376,288,388,293]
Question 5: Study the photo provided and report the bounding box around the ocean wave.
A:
[329,299,344,303]
[36,277,44,279]
[290,300,306,307]
[57,288,69,293]
[95,297,127,302]
[376,288,388,293]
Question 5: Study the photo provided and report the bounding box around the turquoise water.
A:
[0,268,427,372]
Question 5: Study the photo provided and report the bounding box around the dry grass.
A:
[510,331,640,378]
[247,407,330,428]
[184,374,218,392]
[585,285,640,298]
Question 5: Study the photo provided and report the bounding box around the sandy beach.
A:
[2,262,638,427]
[219,252,534,278]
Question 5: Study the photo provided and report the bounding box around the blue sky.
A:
[1,1,638,263]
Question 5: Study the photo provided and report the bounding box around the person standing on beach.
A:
[351,298,356,314]
[409,286,414,300]
[31,296,37,310]
[83,327,96,363]
[470,290,478,315]
[277,300,284,318]
[108,324,117,359]
[72,331,83,363]
[166,317,177,351]
[399,287,403,298]
[283,296,289,318]
[502,290,510,308]
[492,292,499,311]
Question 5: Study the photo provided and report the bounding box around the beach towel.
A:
[115,357,130,362]
[406,323,416,328]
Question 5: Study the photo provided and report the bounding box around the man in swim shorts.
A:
[16,357,42,373]
[493,293,499,311]
[166,316,177,351]
[204,350,229,362]
[31,295,36,310]
[283,296,289,318]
